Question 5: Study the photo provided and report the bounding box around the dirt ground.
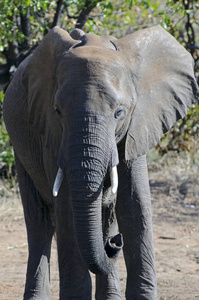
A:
[0,157,199,300]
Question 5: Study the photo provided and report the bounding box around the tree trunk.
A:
[75,0,103,29]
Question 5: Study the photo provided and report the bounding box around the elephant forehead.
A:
[57,46,133,96]
[68,44,124,59]
[61,46,130,76]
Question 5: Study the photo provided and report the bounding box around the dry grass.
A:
[0,180,23,221]
[1,150,199,217]
[0,151,199,299]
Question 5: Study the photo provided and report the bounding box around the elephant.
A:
[3,25,199,300]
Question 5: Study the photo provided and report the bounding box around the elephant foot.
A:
[23,292,50,300]
[96,263,122,300]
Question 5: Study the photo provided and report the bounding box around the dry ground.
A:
[0,155,199,299]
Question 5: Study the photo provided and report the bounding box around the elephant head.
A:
[4,26,199,275]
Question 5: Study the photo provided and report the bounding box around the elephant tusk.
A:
[110,166,118,194]
[53,168,64,197]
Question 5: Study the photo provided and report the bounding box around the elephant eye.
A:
[55,105,62,117]
[114,107,125,120]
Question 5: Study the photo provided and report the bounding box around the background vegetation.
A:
[0,0,198,179]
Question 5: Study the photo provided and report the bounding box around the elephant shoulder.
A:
[3,56,31,136]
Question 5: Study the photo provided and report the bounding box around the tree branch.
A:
[75,0,103,29]
[19,7,31,49]
[52,0,64,28]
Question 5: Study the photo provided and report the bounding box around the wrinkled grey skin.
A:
[3,26,199,300]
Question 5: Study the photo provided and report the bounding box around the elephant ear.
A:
[115,25,199,161]
[23,26,80,157]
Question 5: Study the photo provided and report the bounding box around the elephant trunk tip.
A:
[105,233,123,259]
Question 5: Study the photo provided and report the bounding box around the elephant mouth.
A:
[53,165,118,198]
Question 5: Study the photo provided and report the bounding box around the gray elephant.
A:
[3,25,199,300]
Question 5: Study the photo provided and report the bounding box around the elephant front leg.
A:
[95,195,122,300]
[116,155,158,300]
[15,155,55,300]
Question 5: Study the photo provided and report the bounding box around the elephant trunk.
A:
[53,166,118,197]
[67,147,120,274]
[60,116,122,274]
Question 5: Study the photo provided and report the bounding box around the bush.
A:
[0,0,198,179]
[0,92,15,179]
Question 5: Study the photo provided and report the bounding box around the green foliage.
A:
[0,92,15,176]
[0,128,14,172]
[83,0,168,36]
[0,0,198,178]
[0,0,56,52]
